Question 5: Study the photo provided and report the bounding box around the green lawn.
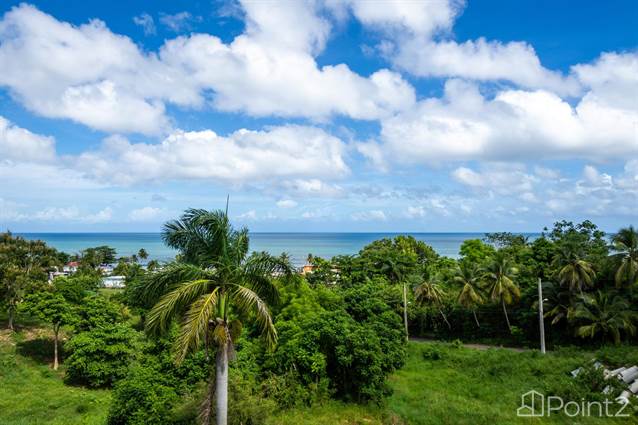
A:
[0,330,635,425]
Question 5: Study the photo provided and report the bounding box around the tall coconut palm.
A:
[552,242,595,294]
[483,251,520,331]
[611,225,638,288]
[573,290,637,345]
[414,276,451,330]
[144,209,292,425]
[454,263,484,328]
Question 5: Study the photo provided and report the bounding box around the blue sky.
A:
[0,0,636,232]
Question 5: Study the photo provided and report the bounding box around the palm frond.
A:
[137,263,212,307]
[146,279,214,336]
[174,288,219,363]
[231,285,277,348]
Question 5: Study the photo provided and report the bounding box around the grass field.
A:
[0,329,110,425]
[1,328,636,424]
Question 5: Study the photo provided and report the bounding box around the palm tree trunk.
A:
[501,299,511,331]
[472,310,480,328]
[439,309,451,329]
[402,282,409,341]
[199,370,215,425]
[53,325,59,370]
[215,344,228,425]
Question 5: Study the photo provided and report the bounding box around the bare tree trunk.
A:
[402,282,409,341]
[472,310,480,328]
[53,326,59,370]
[215,344,228,425]
[439,309,451,330]
[8,307,14,331]
[502,299,511,331]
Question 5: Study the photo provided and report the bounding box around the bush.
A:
[260,370,331,408]
[107,364,179,425]
[75,296,123,332]
[421,345,444,360]
[270,309,404,403]
[65,324,139,387]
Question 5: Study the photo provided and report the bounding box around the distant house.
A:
[102,275,125,288]
[63,261,79,273]
[300,264,316,275]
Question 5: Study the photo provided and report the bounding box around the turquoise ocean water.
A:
[16,233,540,266]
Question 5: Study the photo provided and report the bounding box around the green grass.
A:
[271,342,636,424]
[0,331,110,425]
[386,342,634,424]
[267,402,386,425]
[0,331,635,425]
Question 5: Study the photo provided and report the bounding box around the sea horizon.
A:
[16,231,542,266]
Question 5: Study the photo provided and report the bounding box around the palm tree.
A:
[144,209,292,425]
[573,290,637,345]
[483,251,520,331]
[542,281,575,325]
[378,256,412,340]
[552,243,595,294]
[138,248,149,261]
[414,276,451,330]
[454,263,484,328]
[611,226,638,288]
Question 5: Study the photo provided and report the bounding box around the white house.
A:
[101,275,126,288]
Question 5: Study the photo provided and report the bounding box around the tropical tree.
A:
[453,263,484,328]
[572,290,637,345]
[414,276,451,330]
[0,265,26,331]
[143,209,292,425]
[0,232,60,330]
[21,291,76,370]
[146,259,160,272]
[542,281,575,325]
[611,225,638,288]
[552,242,596,294]
[372,253,413,340]
[138,248,149,261]
[483,251,520,331]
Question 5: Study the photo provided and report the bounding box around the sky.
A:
[0,0,636,233]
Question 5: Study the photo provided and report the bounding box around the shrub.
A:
[421,345,444,360]
[261,370,331,408]
[65,324,139,387]
[75,296,123,331]
[107,364,179,425]
[270,309,404,403]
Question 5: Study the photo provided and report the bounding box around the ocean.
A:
[16,233,540,266]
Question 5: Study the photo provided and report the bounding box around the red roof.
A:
[67,261,79,267]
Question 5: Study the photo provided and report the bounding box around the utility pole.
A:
[403,281,409,342]
[538,278,546,354]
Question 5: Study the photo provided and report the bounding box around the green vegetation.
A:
[2,335,637,425]
[0,331,110,425]
[0,214,636,424]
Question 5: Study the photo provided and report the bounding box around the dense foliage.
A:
[65,324,140,387]
[1,217,636,424]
